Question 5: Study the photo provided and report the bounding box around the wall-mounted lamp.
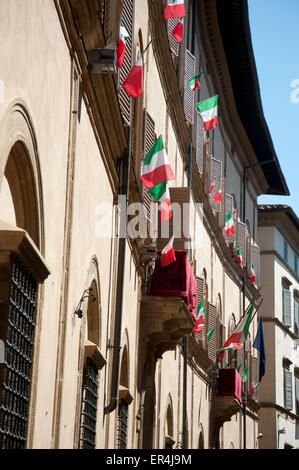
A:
[278,427,286,434]
[87,43,116,74]
[74,288,96,318]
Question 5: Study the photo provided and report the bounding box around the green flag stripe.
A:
[148,181,167,201]
[197,95,218,113]
[143,135,164,165]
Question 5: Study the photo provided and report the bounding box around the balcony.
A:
[212,368,242,427]
[139,251,196,364]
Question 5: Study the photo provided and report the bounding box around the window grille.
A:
[79,358,99,449]
[0,256,37,449]
[118,399,128,449]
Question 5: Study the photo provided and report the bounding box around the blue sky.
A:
[248,0,299,217]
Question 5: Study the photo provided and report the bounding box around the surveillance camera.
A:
[257,433,263,439]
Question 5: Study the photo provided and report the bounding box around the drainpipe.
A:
[241,156,275,447]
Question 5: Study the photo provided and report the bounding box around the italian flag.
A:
[219,342,243,351]
[188,71,204,91]
[208,327,215,343]
[250,264,256,283]
[161,235,176,267]
[224,212,235,237]
[116,26,129,68]
[219,301,254,361]
[214,188,222,204]
[172,20,184,43]
[197,95,219,131]
[148,181,172,222]
[164,0,186,20]
[242,368,249,382]
[237,245,243,268]
[194,300,205,333]
[141,136,175,190]
[123,52,143,98]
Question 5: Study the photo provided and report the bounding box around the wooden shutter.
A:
[283,289,292,327]
[184,50,196,124]
[294,300,299,337]
[237,221,247,267]
[118,0,134,125]
[203,139,211,193]
[209,158,223,213]
[284,369,293,410]
[104,0,115,43]
[222,194,234,243]
[167,18,180,57]
[208,303,217,362]
[194,111,204,174]
[295,377,299,415]
[142,110,157,228]
[250,244,260,286]
[157,187,191,251]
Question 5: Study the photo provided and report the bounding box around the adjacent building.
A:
[258,205,299,449]
[0,0,289,449]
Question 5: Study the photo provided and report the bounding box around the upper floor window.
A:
[282,278,292,328]
[294,293,299,337]
[283,239,288,263]
[295,254,298,277]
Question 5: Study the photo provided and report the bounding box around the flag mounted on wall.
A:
[172,20,184,43]
[116,26,129,68]
[224,212,235,238]
[148,181,172,222]
[250,264,256,283]
[197,95,219,131]
[188,71,204,91]
[164,0,186,20]
[237,245,243,268]
[141,136,175,190]
[160,235,176,267]
[123,52,143,98]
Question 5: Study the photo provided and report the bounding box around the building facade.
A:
[258,205,299,449]
[0,0,289,449]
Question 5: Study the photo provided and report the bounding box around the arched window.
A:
[164,395,175,449]
[0,104,47,449]
[117,338,133,449]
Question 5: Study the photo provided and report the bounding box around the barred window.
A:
[79,358,99,449]
[118,398,128,449]
[0,256,37,449]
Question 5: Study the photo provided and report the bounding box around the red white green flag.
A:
[164,0,186,20]
[172,20,184,43]
[148,181,172,222]
[141,136,175,190]
[214,188,222,204]
[193,300,205,333]
[237,245,243,267]
[219,301,255,361]
[123,52,143,98]
[160,235,176,267]
[219,342,243,351]
[197,95,219,131]
[224,212,235,237]
[208,327,215,343]
[188,71,204,91]
[116,26,129,68]
[250,264,256,283]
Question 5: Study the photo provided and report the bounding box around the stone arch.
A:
[164,394,175,448]
[0,100,44,252]
[198,423,205,449]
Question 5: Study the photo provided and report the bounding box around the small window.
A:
[118,399,129,449]
[294,298,299,337]
[295,255,298,276]
[283,239,288,262]
[284,369,293,410]
[283,289,292,327]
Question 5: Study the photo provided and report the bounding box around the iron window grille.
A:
[0,255,37,449]
[79,358,99,449]
[118,398,128,449]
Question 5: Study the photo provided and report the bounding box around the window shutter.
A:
[167,18,180,57]
[250,244,260,286]
[194,111,204,174]
[237,221,247,267]
[184,50,196,124]
[203,139,211,193]
[284,369,293,410]
[294,300,299,337]
[283,289,292,327]
[104,0,115,43]
[208,303,217,362]
[209,158,223,213]
[157,187,191,251]
[295,377,299,416]
[251,355,258,390]
[118,0,134,125]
